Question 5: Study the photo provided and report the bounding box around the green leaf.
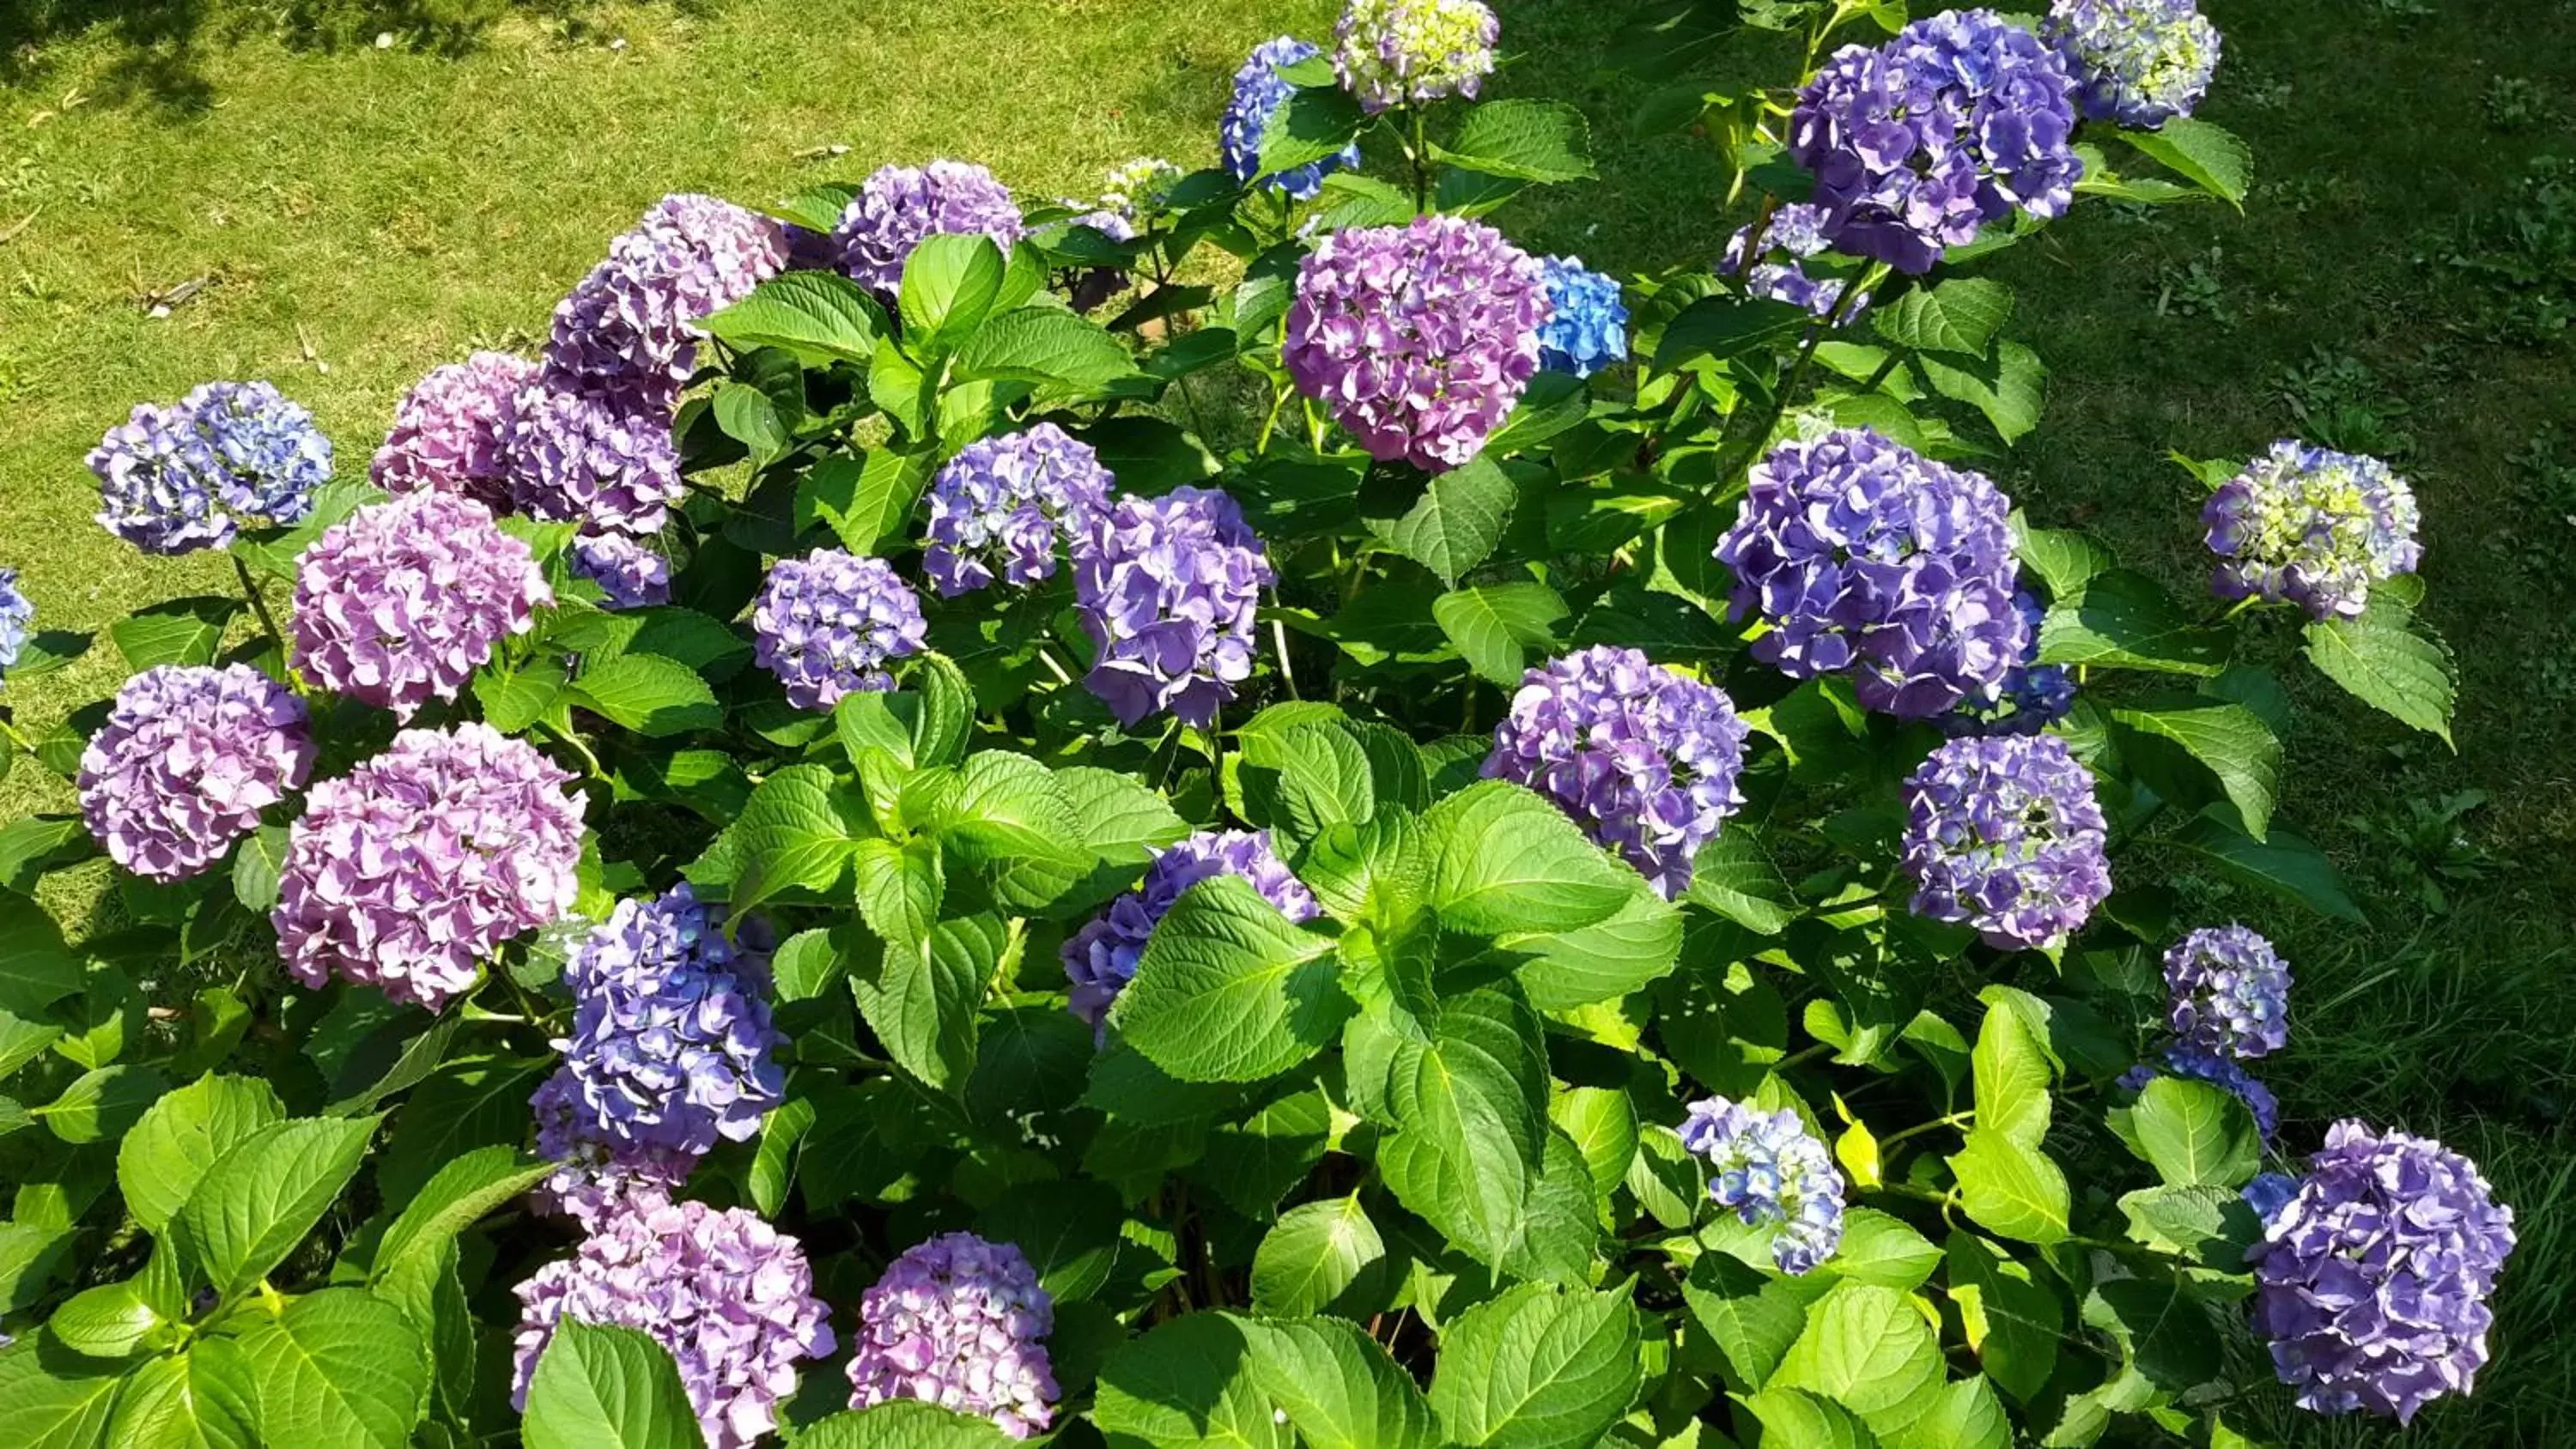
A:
[2110,700,2281,839]
[850,915,992,1092]
[2037,568,2229,676]
[2123,118,2251,207]
[1057,767,1191,865]
[712,382,790,470]
[38,1063,167,1143]
[0,1344,124,1448]
[1918,340,2045,446]
[1485,372,1590,455]
[1425,781,1638,936]
[1771,1282,1943,1440]
[475,653,571,735]
[1433,582,1569,686]
[0,893,83,1016]
[2129,1076,2261,1188]
[696,270,884,367]
[1740,1387,1881,1449]
[1947,1129,2069,1245]
[1360,454,1516,586]
[1971,999,2051,1149]
[117,1074,285,1236]
[1816,1210,1941,1292]
[1945,1233,2058,1403]
[571,654,722,737]
[798,450,933,556]
[0,1221,71,1313]
[2014,524,2112,601]
[1374,987,1550,1267]
[173,1115,379,1298]
[1093,1313,1290,1449]
[1112,876,1344,1083]
[2118,1184,2262,1268]
[1684,1253,1810,1391]
[231,1288,428,1449]
[522,1319,706,1449]
[110,596,242,671]
[376,1055,550,1203]
[2304,597,2458,744]
[1255,723,1376,843]
[1255,84,1365,181]
[2083,1278,2221,1391]
[952,308,1139,393]
[1682,830,1798,936]
[731,765,866,912]
[1428,1282,1643,1449]
[798,1402,1016,1449]
[748,1094,816,1216]
[0,815,97,893]
[850,836,945,949]
[47,1279,163,1358]
[898,233,1006,356]
[920,752,1084,873]
[1871,279,2013,356]
[103,1345,258,1449]
[374,1144,557,1280]
[1549,1085,1637,1204]
[1433,100,1597,182]
[1655,294,1812,369]
[228,826,290,914]
[2171,815,2362,922]
[1500,887,1684,1010]
[1236,1316,1438,1449]
[4,628,94,682]
[975,1179,1124,1303]
[1250,1195,1384,1318]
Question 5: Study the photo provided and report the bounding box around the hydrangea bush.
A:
[0,5,2504,1448]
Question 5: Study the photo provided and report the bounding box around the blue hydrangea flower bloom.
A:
[2203,441,2421,620]
[2251,1121,2516,1422]
[90,382,332,554]
[1534,257,1630,377]
[847,1233,1059,1438]
[1938,591,2076,737]
[1334,0,1499,113]
[750,549,928,711]
[1222,38,1362,199]
[1063,829,1318,1032]
[0,567,32,680]
[1901,733,2110,950]
[2164,923,2290,1059]
[181,381,332,526]
[2243,1171,2299,1223]
[924,423,1115,597]
[1073,487,1273,729]
[2120,1046,2280,1137]
[2044,0,2221,127]
[1680,1096,1847,1276]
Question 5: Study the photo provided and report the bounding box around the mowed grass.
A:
[3,0,2573,1441]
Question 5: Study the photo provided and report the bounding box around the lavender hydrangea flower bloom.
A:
[1482,646,1748,899]
[507,384,685,535]
[544,194,787,408]
[513,1199,835,1449]
[1535,257,1629,378]
[2203,441,2421,620]
[274,723,584,1011]
[290,493,552,718]
[529,1068,696,1225]
[1284,215,1551,472]
[833,161,1026,298]
[2164,923,2291,1059]
[1680,1097,1848,1276]
[846,1233,1059,1439]
[1721,203,1874,321]
[1222,37,1362,199]
[1790,9,2084,273]
[751,549,927,711]
[373,352,538,509]
[1072,487,1273,729]
[1062,829,1319,1031]
[0,567,32,679]
[1716,427,2029,719]
[2251,1121,2517,1422]
[923,424,1115,597]
[1334,0,1499,113]
[1901,733,2110,950]
[570,531,673,611]
[2044,0,2221,127]
[1938,591,2076,737]
[77,664,314,883]
[2119,1046,2281,1137]
[90,383,332,554]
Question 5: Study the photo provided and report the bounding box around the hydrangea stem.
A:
[230,551,287,660]
[1408,106,1432,209]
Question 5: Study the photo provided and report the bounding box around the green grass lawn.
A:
[4,0,2572,1440]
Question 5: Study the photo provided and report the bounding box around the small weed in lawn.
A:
[2275,347,2417,459]
[2345,785,2498,916]
[2451,155,2576,346]
[2154,245,2234,324]
[2484,75,2556,130]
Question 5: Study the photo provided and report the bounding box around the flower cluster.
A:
[922,423,1115,597]
[1063,829,1319,1031]
[2120,1046,2281,1137]
[1284,215,1551,472]
[1680,1097,1847,1276]
[372,351,538,508]
[273,723,584,1012]
[834,161,1026,297]
[1097,156,1184,227]
[2045,0,2221,128]
[1900,733,2110,950]
[1482,646,1748,898]
[846,1232,1059,1439]
[504,384,686,535]
[1721,203,1872,321]
[76,664,313,883]
[1534,257,1630,378]
[1072,487,1273,729]
[1716,427,2029,719]
[2164,923,2291,1058]
[530,1070,696,1225]
[751,549,927,710]
[571,531,674,611]
[1221,37,1361,199]
[1334,0,1499,113]
[543,193,787,408]
[90,382,331,555]
[1789,9,2084,273]
[1938,591,2076,737]
[513,1199,835,1449]
[2203,441,2421,620]
[0,567,32,679]
[290,493,552,718]
[2251,1121,2517,1422]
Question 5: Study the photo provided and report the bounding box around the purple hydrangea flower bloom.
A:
[1482,646,1748,898]
[833,161,1026,298]
[1062,829,1319,1031]
[1716,427,2029,719]
[1223,37,1363,199]
[529,1068,697,1225]
[924,424,1115,597]
[90,383,333,554]
[273,723,585,1012]
[1790,9,2084,273]
[2251,1121,2517,1422]
[1680,1097,1848,1276]
[1937,591,2076,737]
[77,664,314,883]
[1721,203,1875,321]
[373,352,538,509]
[2120,1046,2281,1137]
[289,493,553,718]
[544,194,787,409]
[846,1232,1059,1439]
[506,384,685,535]
[2245,1170,2299,1222]
[2203,441,2421,621]
[570,531,673,611]
[750,549,927,711]
[1535,257,1630,378]
[1072,487,1273,729]
[179,381,333,526]
[1334,0,1499,113]
[0,567,33,679]
[2044,0,2221,127]
[1285,215,1551,472]
[1900,733,2110,950]
[2164,923,2291,1059]
[513,1199,835,1449]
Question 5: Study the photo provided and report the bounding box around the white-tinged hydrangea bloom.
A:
[2044,0,2221,128]
[2164,923,2291,1059]
[922,423,1115,597]
[77,664,314,882]
[1334,0,1499,113]
[847,1232,1059,1439]
[289,493,552,718]
[2203,440,2421,620]
[1680,1097,1847,1275]
[373,352,538,509]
